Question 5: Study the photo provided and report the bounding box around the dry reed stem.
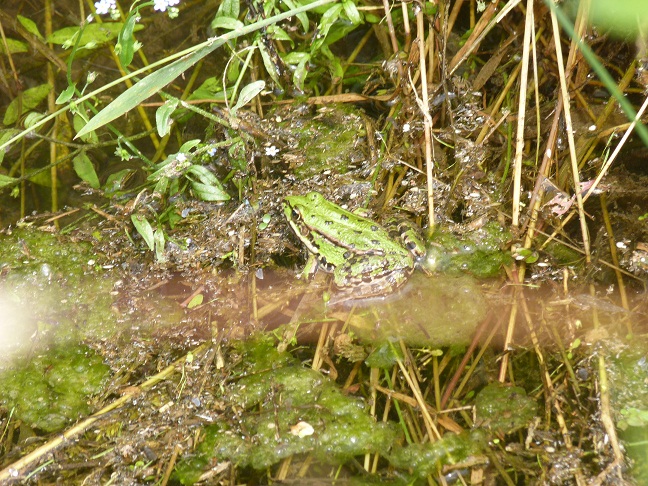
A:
[511,0,534,227]
[550,5,591,262]
[397,341,441,442]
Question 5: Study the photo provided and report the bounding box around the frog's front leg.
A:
[300,253,320,279]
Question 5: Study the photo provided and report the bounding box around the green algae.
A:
[277,104,367,179]
[474,382,538,434]
[349,274,486,347]
[0,226,118,354]
[0,344,110,432]
[388,429,488,478]
[426,222,513,278]
[173,338,399,484]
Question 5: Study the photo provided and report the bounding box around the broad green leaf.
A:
[0,38,29,54]
[257,40,283,87]
[116,14,140,67]
[186,164,223,186]
[342,0,362,25]
[3,84,51,125]
[293,56,310,91]
[131,214,155,251]
[56,83,76,104]
[215,0,240,20]
[187,77,226,101]
[311,4,343,53]
[156,99,178,137]
[28,169,52,187]
[0,174,18,188]
[0,129,22,160]
[232,80,265,115]
[153,176,169,196]
[191,181,230,201]
[73,112,99,144]
[72,152,100,189]
[210,17,244,31]
[47,23,144,49]
[24,112,47,128]
[589,0,648,37]
[283,51,311,64]
[17,15,43,40]
[179,139,201,153]
[187,294,203,309]
[154,228,166,261]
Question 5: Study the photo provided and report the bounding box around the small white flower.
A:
[154,0,180,12]
[265,145,279,157]
[207,146,217,157]
[176,153,187,163]
[402,122,411,133]
[94,0,116,15]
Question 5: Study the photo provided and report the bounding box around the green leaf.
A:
[187,294,203,308]
[210,17,244,31]
[47,23,144,49]
[342,0,362,24]
[76,40,226,139]
[191,181,230,201]
[232,80,265,115]
[17,15,43,40]
[72,152,100,189]
[215,0,240,20]
[293,55,310,91]
[116,14,140,67]
[73,112,99,144]
[0,129,22,166]
[156,99,178,137]
[0,174,18,188]
[131,214,155,251]
[56,83,76,104]
[0,38,29,55]
[186,164,222,186]
[187,77,226,101]
[75,0,334,139]
[283,51,311,64]
[311,4,343,52]
[257,40,283,88]
[280,0,309,32]
[179,139,201,153]
[3,84,52,125]
[154,228,166,262]
[266,25,294,46]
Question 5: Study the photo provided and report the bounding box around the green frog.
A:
[284,191,426,301]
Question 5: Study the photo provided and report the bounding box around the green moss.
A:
[474,383,537,434]
[173,338,399,484]
[0,344,110,432]
[388,430,488,477]
[426,223,513,278]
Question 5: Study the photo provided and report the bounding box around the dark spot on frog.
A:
[340,215,349,221]
[354,229,363,234]
[325,220,333,225]
[371,225,379,231]
[343,250,352,259]
[371,240,380,245]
